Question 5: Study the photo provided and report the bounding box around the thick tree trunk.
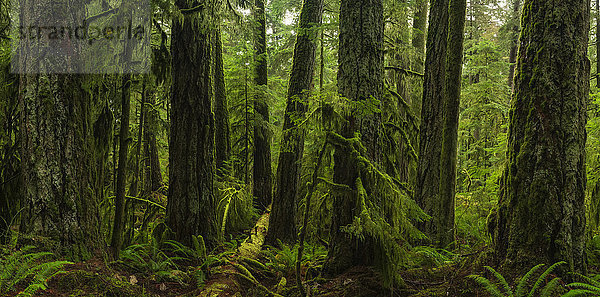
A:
[492,0,589,274]
[111,74,131,256]
[414,0,449,243]
[167,5,217,246]
[21,74,99,259]
[507,0,520,91]
[437,0,466,248]
[0,52,19,242]
[325,0,384,275]
[253,0,273,212]
[265,0,324,246]
[18,0,99,259]
[214,28,231,172]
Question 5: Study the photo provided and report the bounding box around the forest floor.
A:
[4,213,493,297]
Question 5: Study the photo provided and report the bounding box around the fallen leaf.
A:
[129,275,138,285]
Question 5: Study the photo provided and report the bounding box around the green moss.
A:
[53,270,145,297]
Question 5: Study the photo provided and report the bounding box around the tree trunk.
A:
[437,0,466,248]
[110,74,131,257]
[492,0,589,274]
[130,82,145,198]
[507,0,520,91]
[414,0,449,243]
[412,0,428,74]
[325,0,384,275]
[214,28,231,172]
[0,49,19,242]
[143,85,162,194]
[17,0,99,259]
[20,74,100,259]
[167,5,217,246]
[253,0,273,212]
[265,0,324,247]
[597,0,599,88]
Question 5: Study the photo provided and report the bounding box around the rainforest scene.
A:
[0,0,599,296]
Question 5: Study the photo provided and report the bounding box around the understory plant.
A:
[468,261,565,297]
[0,242,72,296]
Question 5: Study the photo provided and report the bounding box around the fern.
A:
[468,262,566,297]
[514,264,546,296]
[262,241,299,275]
[541,277,563,297]
[527,262,566,297]
[564,274,600,296]
[0,245,72,296]
[467,273,506,297]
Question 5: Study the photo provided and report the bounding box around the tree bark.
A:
[167,5,217,246]
[253,0,273,212]
[507,0,520,91]
[214,28,231,172]
[325,0,384,275]
[414,0,449,243]
[143,85,162,194]
[18,0,99,259]
[110,74,131,257]
[265,0,324,247]
[412,0,428,74]
[437,0,466,248]
[492,0,589,274]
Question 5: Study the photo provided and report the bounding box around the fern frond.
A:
[540,276,562,297]
[467,274,506,297]
[484,266,512,296]
[561,289,596,297]
[515,263,545,297]
[567,282,600,293]
[527,261,565,297]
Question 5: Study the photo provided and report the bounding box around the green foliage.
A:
[468,262,566,297]
[118,238,186,283]
[262,241,327,277]
[163,235,207,264]
[560,273,600,297]
[409,246,456,268]
[0,243,72,296]
[324,131,429,287]
[586,87,600,235]
[262,241,298,275]
[215,178,258,242]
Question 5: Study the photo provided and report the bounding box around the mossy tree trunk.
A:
[437,0,466,248]
[110,74,131,257]
[253,0,273,212]
[414,0,449,245]
[0,46,19,242]
[265,0,324,246]
[167,5,217,246]
[507,0,520,91]
[214,27,231,172]
[143,85,162,194]
[18,0,99,259]
[324,0,384,275]
[492,0,589,274]
[20,74,100,259]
